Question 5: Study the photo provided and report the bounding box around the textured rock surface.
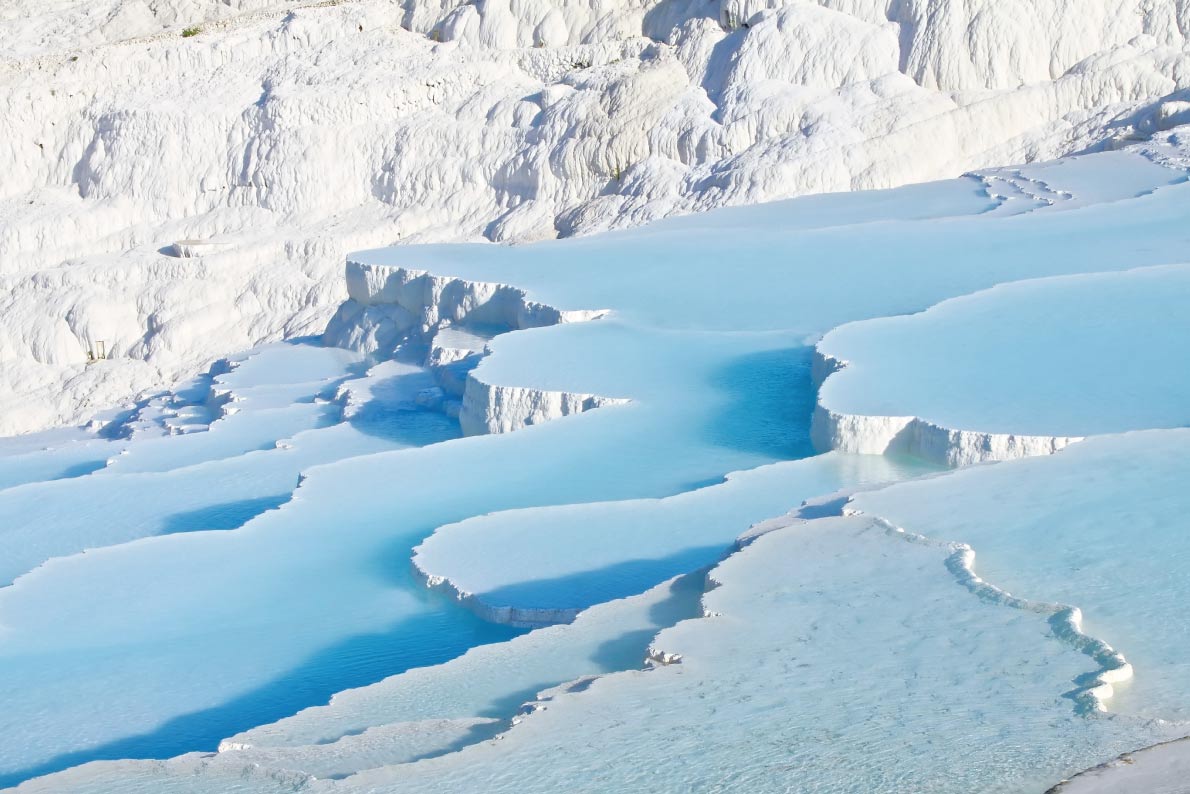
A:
[810,389,1084,466]
[323,259,619,434]
[5,0,1190,433]
[457,377,628,435]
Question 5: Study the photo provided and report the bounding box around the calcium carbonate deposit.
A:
[5,2,1190,793]
[5,0,1190,434]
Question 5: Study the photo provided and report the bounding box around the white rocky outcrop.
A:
[324,258,623,435]
[458,378,628,435]
[324,260,606,356]
[0,0,306,58]
[166,239,235,258]
[6,0,1190,433]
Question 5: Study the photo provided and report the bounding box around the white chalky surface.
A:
[6,0,1190,433]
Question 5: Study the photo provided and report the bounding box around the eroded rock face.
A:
[4,0,1190,434]
[324,258,619,435]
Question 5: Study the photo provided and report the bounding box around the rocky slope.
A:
[4,0,1190,433]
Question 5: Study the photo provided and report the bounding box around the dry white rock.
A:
[3,0,1190,434]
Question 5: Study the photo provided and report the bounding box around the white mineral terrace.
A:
[5,3,1190,790]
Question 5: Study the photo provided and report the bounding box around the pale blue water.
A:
[3,146,1189,792]
[0,330,826,787]
[0,342,501,787]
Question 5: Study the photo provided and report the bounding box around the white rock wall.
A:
[324,259,622,436]
[459,377,629,435]
[324,259,607,354]
[4,0,1190,433]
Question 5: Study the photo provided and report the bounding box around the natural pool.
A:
[5,143,1190,793]
[0,326,868,786]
